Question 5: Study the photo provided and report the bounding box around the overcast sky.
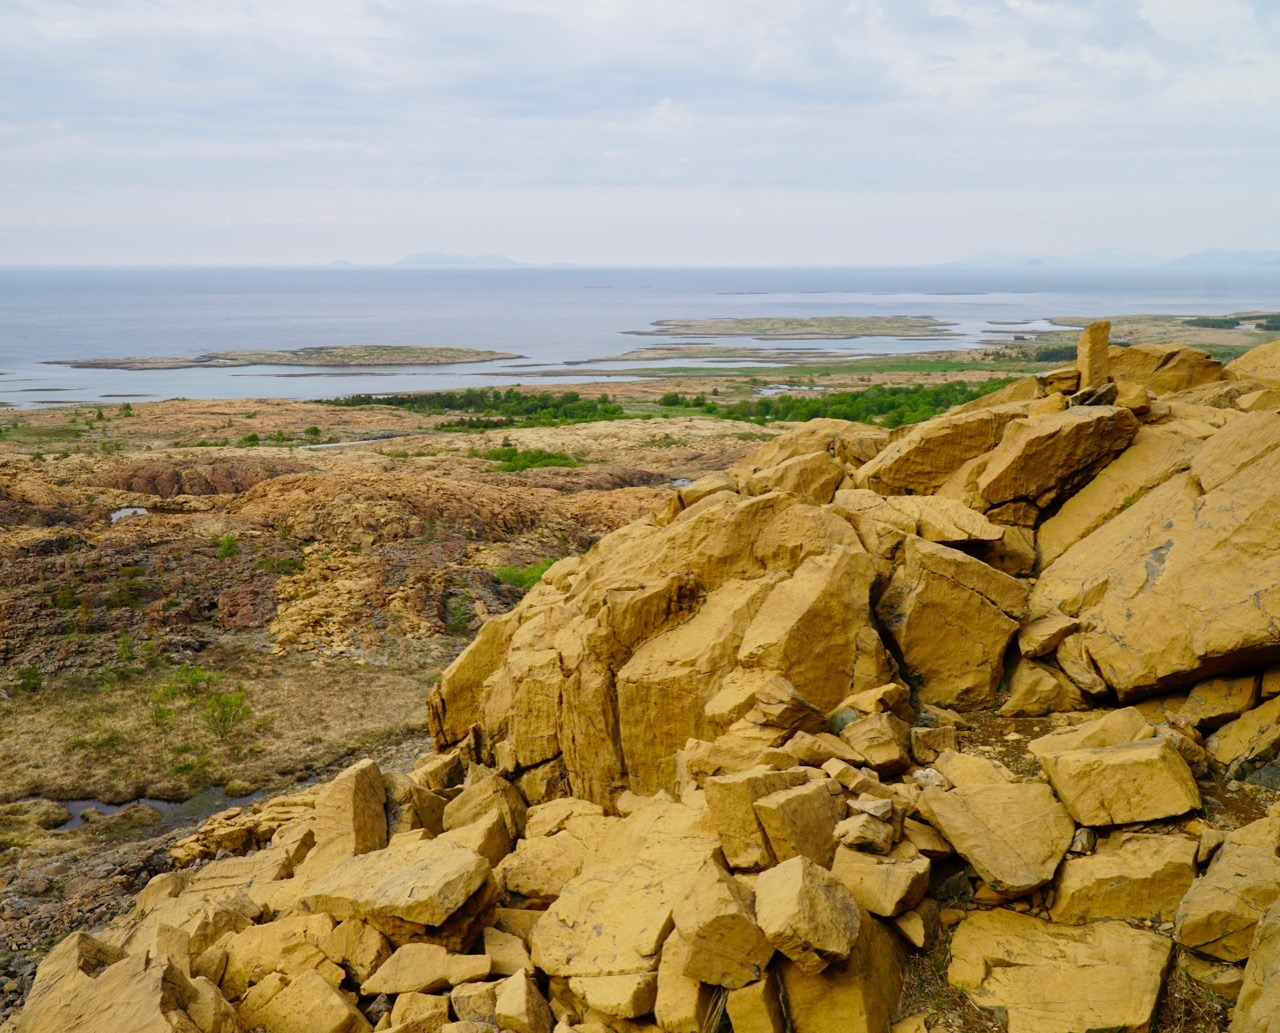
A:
[2,0,1278,265]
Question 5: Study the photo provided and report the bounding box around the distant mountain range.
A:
[947,248,1280,269]
[393,251,525,268]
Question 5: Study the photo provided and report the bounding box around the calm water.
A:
[1,266,1278,406]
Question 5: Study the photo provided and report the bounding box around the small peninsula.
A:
[625,315,957,339]
[46,344,522,371]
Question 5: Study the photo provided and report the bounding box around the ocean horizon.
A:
[2,265,1278,406]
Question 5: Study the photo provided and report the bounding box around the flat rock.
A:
[918,783,1074,895]
[1040,737,1200,826]
[753,856,863,975]
[948,909,1172,1033]
[1050,832,1198,924]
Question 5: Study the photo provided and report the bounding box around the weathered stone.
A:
[319,919,392,985]
[999,658,1090,717]
[1113,342,1223,395]
[523,798,604,838]
[652,933,714,1033]
[891,899,942,950]
[360,943,489,995]
[1076,320,1111,390]
[1180,953,1243,1004]
[450,980,500,1024]
[390,992,451,1031]
[1207,695,1280,771]
[1234,897,1280,1031]
[11,932,224,1033]
[1174,816,1280,962]
[1039,737,1200,826]
[780,730,863,768]
[976,405,1139,509]
[854,403,1029,495]
[444,773,528,839]
[567,973,658,1018]
[753,856,862,974]
[1227,339,1280,386]
[752,780,842,868]
[1017,610,1079,657]
[671,861,773,989]
[948,909,1172,1033]
[918,783,1074,895]
[724,970,785,1033]
[219,913,341,998]
[838,712,911,775]
[1180,674,1260,732]
[258,969,374,1033]
[1028,706,1153,761]
[704,767,809,870]
[833,489,1005,545]
[1036,424,1202,568]
[932,749,1013,787]
[494,831,588,903]
[830,842,929,917]
[483,927,533,977]
[834,812,894,854]
[876,536,1029,711]
[437,809,513,867]
[776,912,904,1033]
[304,836,491,928]
[743,450,846,503]
[1050,832,1198,924]
[1032,413,1280,700]
[495,972,555,1033]
[294,759,388,879]
[909,726,957,765]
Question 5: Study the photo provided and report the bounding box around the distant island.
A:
[947,247,1280,268]
[46,345,522,371]
[394,251,525,268]
[626,316,957,339]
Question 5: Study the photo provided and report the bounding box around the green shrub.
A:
[215,534,240,561]
[116,633,135,662]
[481,446,584,472]
[15,667,41,693]
[238,433,260,447]
[51,584,79,609]
[204,690,252,739]
[259,556,304,575]
[1185,317,1241,329]
[493,558,555,591]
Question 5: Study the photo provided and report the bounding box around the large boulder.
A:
[975,406,1139,510]
[428,490,894,803]
[1174,816,1280,962]
[948,910,1172,1033]
[1111,343,1224,394]
[1050,832,1198,924]
[876,536,1029,710]
[1234,897,1280,1033]
[1032,411,1280,700]
[917,783,1074,896]
[1225,339,1280,387]
[1038,737,1200,826]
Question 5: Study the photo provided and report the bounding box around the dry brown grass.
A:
[0,649,434,806]
[1152,963,1230,1033]
[896,939,1004,1033]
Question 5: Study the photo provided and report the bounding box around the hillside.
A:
[8,326,1280,1031]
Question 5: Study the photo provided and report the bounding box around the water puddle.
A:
[23,785,265,832]
[109,507,148,522]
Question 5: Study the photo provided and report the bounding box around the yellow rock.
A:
[652,934,714,1033]
[1174,817,1280,962]
[948,909,1172,1033]
[876,536,1028,711]
[1113,342,1223,394]
[975,406,1139,509]
[303,837,491,928]
[293,759,387,880]
[838,712,911,774]
[670,861,773,989]
[752,780,842,868]
[524,798,605,839]
[1233,898,1280,1030]
[319,919,392,985]
[1076,320,1111,390]
[443,773,528,839]
[854,403,1029,495]
[495,972,556,1033]
[932,749,1013,787]
[776,912,903,1033]
[1207,695,1280,771]
[1050,832,1198,924]
[389,993,451,1030]
[361,943,489,995]
[219,913,340,998]
[450,980,500,1024]
[753,856,862,975]
[254,969,372,1033]
[830,841,929,917]
[438,809,514,867]
[1027,706,1154,760]
[495,831,588,903]
[743,450,846,503]
[1179,673,1260,731]
[999,658,1090,717]
[724,969,786,1033]
[704,767,810,870]
[567,973,658,1019]
[1039,737,1200,826]
[918,783,1074,895]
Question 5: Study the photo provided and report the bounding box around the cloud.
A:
[0,0,1278,261]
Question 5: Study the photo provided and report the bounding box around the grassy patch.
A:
[493,558,555,591]
[480,446,586,471]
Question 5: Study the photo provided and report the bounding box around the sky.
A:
[2,0,1279,265]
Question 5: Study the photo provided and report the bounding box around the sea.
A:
[1,265,1278,407]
